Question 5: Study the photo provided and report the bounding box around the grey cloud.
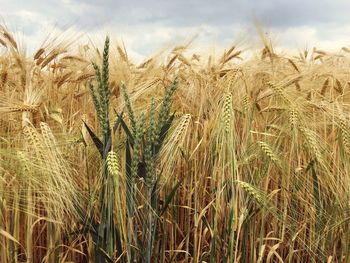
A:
[256,1,350,28]
[5,0,350,35]
[2,0,350,57]
[66,0,350,28]
[2,0,104,32]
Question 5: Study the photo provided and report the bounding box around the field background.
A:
[0,25,350,262]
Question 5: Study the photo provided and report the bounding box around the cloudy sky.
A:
[1,0,350,61]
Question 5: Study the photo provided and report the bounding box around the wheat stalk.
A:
[338,117,350,154]
[258,141,281,165]
[107,151,121,177]
[289,108,298,128]
[33,48,45,60]
[222,93,233,133]
[235,180,265,206]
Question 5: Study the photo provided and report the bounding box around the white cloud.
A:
[1,0,350,62]
[61,0,94,15]
[267,25,350,55]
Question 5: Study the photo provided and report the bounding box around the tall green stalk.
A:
[120,79,180,262]
[84,36,119,263]
[82,36,181,263]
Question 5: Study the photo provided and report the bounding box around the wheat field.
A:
[0,25,350,262]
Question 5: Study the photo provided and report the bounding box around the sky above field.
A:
[1,0,350,61]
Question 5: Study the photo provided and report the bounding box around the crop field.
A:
[0,25,350,262]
